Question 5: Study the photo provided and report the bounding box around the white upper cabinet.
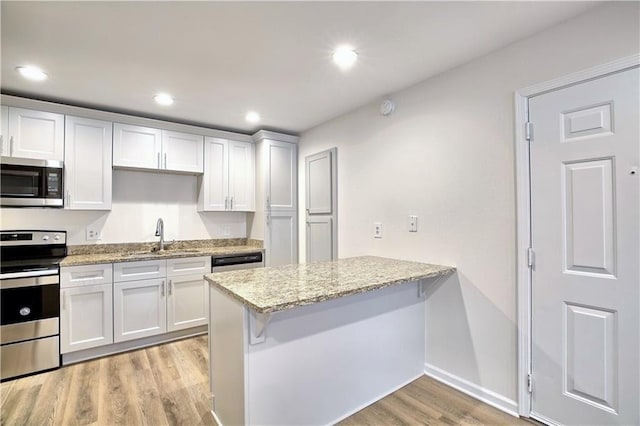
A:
[64,116,113,210]
[228,141,255,211]
[1,105,8,156]
[267,140,297,211]
[113,123,203,174]
[113,123,162,170]
[3,107,64,161]
[199,137,254,212]
[162,130,204,173]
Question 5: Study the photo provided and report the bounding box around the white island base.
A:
[209,281,429,426]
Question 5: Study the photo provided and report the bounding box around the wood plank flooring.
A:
[2,335,530,425]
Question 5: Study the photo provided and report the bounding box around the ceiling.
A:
[1,1,597,135]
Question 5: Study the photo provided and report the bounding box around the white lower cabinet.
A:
[60,263,114,354]
[62,256,210,353]
[167,274,208,331]
[61,283,113,353]
[113,278,167,342]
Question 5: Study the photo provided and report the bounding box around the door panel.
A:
[167,274,208,332]
[64,116,113,210]
[200,137,228,211]
[228,141,255,211]
[267,212,296,267]
[267,141,296,211]
[306,217,333,262]
[8,107,64,160]
[113,278,166,342]
[305,148,337,262]
[61,284,113,353]
[113,123,162,170]
[162,130,203,173]
[530,68,639,425]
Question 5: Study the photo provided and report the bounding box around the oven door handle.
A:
[0,269,58,279]
[0,272,59,289]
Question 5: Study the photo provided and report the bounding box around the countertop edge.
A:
[205,266,456,314]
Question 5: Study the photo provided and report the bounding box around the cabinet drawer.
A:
[61,264,113,288]
[113,260,166,282]
[167,256,211,277]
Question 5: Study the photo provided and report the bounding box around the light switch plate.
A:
[374,222,383,239]
[86,226,101,241]
[409,215,418,232]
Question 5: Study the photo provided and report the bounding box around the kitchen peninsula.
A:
[205,256,455,425]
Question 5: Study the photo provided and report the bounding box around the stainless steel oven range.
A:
[0,230,67,381]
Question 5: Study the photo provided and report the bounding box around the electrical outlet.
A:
[408,215,418,232]
[373,222,383,239]
[86,226,101,241]
[222,225,231,237]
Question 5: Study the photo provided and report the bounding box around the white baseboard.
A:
[329,372,426,425]
[424,363,519,417]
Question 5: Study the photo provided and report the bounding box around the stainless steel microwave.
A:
[0,157,64,207]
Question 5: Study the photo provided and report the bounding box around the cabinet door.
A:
[267,140,297,211]
[167,274,208,332]
[162,130,204,173]
[228,141,255,211]
[61,283,113,353]
[112,123,162,170]
[64,116,113,210]
[1,105,8,156]
[266,210,298,266]
[113,278,167,342]
[8,107,64,160]
[198,137,228,211]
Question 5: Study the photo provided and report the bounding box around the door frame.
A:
[514,53,639,417]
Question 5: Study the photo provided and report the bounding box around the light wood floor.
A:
[2,336,530,425]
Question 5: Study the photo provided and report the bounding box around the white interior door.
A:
[529,67,639,425]
[305,148,337,262]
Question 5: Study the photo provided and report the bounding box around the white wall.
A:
[297,2,639,410]
[0,170,247,245]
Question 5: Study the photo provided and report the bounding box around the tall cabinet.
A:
[252,131,299,267]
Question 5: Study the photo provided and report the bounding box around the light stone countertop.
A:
[60,239,263,267]
[204,256,455,314]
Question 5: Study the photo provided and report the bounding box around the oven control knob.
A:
[19,307,31,316]
[42,235,50,241]
[54,234,61,241]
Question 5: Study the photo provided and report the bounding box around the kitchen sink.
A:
[116,248,201,259]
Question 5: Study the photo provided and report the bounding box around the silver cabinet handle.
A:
[168,280,172,295]
[164,153,167,169]
[230,197,233,210]
[161,280,165,296]
[157,152,160,168]
[225,197,229,210]
[9,136,14,156]
[66,190,70,207]
[62,290,67,310]
[266,196,271,211]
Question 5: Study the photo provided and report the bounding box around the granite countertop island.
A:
[206,255,456,426]
[204,255,455,313]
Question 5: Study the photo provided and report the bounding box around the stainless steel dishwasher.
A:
[211,252,264,272]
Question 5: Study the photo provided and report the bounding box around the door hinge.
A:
[525,121,533,142]
[527,247,535,268]
[527,373,533,393]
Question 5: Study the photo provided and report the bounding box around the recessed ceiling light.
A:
[332,46,358,69]
[16,65,48,81]
[154,93,174,106]
[245,111,260,123]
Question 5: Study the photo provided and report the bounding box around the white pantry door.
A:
[305,148,337,262]
[529,68,639,425]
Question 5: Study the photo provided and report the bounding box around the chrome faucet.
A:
[155,218,165,252]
